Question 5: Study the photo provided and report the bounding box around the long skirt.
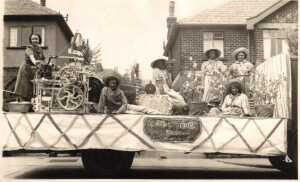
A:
[14,63,36,101]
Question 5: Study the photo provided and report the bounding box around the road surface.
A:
[1,152,294,179]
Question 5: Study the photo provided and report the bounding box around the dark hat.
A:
[225,80,244,94]
[204,49,221,59]
[151,58,167,68]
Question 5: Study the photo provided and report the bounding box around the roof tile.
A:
[5,0,59,15]
[178,0,281,25]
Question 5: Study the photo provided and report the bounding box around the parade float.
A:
[1,33,297,177]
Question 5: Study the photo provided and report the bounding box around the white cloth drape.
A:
[255,53,291,118]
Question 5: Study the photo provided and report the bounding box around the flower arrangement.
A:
[206,71,227,103]
[249,72,287,105]
[179,71,204,104]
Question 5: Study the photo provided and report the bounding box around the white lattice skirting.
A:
[1,113,287,156]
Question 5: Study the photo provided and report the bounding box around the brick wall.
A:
[168,27,249,79]
[170,31,182,79]
[261,1,298,24]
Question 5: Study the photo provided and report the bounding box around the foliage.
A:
[283,28,298,57]
[249,71,287,105]
[179,70,227,104]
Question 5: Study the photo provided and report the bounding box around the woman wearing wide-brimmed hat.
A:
[151,58,172,94]
[98,73,162,114]
[228,47,254,94]
[151,58,187,108]
[201,49,227,103]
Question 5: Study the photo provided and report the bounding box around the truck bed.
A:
[1,113,287,156]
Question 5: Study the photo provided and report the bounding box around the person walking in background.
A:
[14,33,45,101]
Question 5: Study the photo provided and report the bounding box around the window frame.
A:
[203,31,224,57]
[263,29,288,59]
[7,25,47,49]
[8,26,19,47]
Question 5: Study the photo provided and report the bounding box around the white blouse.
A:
[221,93,250,115]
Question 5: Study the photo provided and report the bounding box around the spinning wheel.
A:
[56,85,84,111]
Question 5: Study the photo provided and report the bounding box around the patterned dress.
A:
[228,60,254,94]
[14,45,45,101]
[201,59,227,103]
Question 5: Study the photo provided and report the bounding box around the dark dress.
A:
[14,45,45,101]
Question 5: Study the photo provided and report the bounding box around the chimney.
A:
[40,0,46,6]
[167,1,177,39]
[169,1,175,17]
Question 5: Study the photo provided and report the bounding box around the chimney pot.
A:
[40,0,46,6]
[169,1,175,17]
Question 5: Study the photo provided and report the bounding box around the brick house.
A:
[164,0,298,79]
[3,0,73,102]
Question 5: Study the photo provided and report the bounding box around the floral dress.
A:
[14,45,45,101]
[201,59,227,103]
[229,60,254,94]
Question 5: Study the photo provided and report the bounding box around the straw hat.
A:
[151,58,167,68]
[98,69,122,86]
[232,47,249,60]
[204,49,221,59]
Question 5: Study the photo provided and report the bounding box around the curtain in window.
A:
[203,32,224,57]
[9,28,18,47]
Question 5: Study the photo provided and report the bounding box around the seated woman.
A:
[151,58,187,111]
[209,81,251,117]
[98,75,161,114]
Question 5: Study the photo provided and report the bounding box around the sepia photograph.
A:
[0,0,298,180]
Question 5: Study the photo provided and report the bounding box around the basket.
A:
[8,101,32,112]
[255,104,275,117]
[188,102,209,116]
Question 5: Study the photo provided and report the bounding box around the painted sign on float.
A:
[143,117,201,143]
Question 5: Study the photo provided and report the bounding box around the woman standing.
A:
[201,49,227,103]
[14,33,45,101]
[228,47,254,94]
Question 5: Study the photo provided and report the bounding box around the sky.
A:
[34,0,229,80]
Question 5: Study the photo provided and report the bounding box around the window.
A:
[9,26,46,47]
[263,30,289,59]
[203,32,224,57]
[9,27,18,47]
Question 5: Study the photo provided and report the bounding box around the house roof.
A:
[178,0,281,25]
[164,0,297,56]
[4,0,73,39]
[4,0,58,15]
